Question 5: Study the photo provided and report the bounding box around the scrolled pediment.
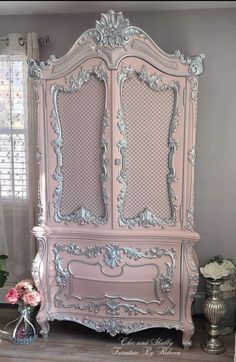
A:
[28,10,205,79]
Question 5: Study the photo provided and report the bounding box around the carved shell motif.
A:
[95,10,130,48]
[93,9,144,50]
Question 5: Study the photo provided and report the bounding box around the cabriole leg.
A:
[37,315,50,339]
[182,329,194,351]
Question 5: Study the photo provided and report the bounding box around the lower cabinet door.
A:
[49,239,181,321]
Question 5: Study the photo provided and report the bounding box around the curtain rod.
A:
[0,36,50,46]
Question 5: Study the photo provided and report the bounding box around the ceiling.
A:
[0,1,236,15]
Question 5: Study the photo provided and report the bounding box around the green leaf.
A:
[0,255,8,260]
[0,270,9,288]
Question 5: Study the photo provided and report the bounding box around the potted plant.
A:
[0,255,9,288]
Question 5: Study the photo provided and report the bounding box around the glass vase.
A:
[4,305,37,344]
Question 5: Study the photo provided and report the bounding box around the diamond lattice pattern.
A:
[57,75,105,217]
[122,75,175,220]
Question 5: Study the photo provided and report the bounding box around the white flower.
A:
[200,261,235,280]
[220,279,235,292]
[222,260,235,272]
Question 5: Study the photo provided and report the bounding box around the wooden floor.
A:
[0,306,234,362]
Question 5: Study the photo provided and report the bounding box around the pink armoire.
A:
[28,10,205,350]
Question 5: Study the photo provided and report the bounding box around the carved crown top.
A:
[94,9,131,48]
[27,9,205,79]
[79,9,145,50]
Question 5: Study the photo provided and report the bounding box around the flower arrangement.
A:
[4,279,41,307]
[200,255,236,280]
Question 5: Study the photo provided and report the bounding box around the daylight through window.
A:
[0,55,28,198]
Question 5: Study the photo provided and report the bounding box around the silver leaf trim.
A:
[117,65,180,228]
[36,146,42,164]
[27,58,53,79]
[175,50,205,76]
[31,235,47,313]
[51,65,109,225]
[82,317,148,336]
[37,182,44,226]
[53,243,176,317]
[189,76,199,102]
[184,206,194,232]
[184,188,195,232]
[188,146,196,167]
[78,9,146,50]
[48,313,184,335]
[183,242,199,332]
[36,145,44,225]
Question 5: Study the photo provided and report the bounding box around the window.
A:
[0,55,28,198]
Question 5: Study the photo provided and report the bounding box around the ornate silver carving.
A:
[27,58,53,79]
[52,243,176,317]
[51,65,109,225]
[104,244,121,268]
[184,76,199,231]
[54,294,164,317]
[189,76,199,102]
[175,50,205,76]
[36,146,42,164]
[82,317,148,336]
[181,242,199,350]
[33,79,45,225]
[33,80,42,105]
[37,181,44,226]
[188,146,196,167]
[95,10,130,49]
[117,65,180,228]
[48,312,185,335]
[188,274,199,298]
[78,9,146,50]
[31,237,43,289]
[31,235,47,314]
[36,144,44,225]
[183,242,199,327]
[27,11,205,79]
[184,205,195,232]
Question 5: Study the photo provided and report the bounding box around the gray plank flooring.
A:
[0,306,234,362]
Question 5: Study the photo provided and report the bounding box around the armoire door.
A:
[113,58,185,230]
[44,58,112,228]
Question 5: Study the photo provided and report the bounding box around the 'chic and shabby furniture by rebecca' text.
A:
[28,10,205,350]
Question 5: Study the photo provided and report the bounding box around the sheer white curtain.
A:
[0,33,39,292]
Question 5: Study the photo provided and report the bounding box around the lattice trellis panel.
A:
[122,76,175,220]
[57,76,105,217]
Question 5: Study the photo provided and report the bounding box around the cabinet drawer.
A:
[48,239,181,321]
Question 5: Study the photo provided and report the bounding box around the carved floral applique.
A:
[104,244,121,268]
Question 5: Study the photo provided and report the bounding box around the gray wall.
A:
[0,8,235,288]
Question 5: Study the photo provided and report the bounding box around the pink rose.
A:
[16,279,34,293]
[22,291,41,307]
[4,288,20,304]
